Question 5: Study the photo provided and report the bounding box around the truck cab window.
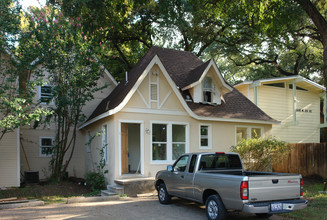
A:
[189,155,197,173]
[173,155,189,172]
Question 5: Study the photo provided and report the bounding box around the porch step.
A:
[101,190,118,197]
[113,177,156,197]
[106,185,124,196]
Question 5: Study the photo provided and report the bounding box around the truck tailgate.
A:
[248,175,301,202]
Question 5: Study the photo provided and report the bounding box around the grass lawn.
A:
[281,176,327,220]
[0,180,92,204]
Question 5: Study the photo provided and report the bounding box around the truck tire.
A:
[158,183,171,204]
[255,213,273,218]
[205,194,227,220]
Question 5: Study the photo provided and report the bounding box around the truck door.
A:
[165,155,190,197]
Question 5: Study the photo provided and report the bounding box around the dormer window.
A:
[203,77,213,103]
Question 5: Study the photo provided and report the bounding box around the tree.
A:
[22,5,106,180]
[0,0,51,142]
[50,0,155,80]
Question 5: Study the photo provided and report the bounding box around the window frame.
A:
[202,77,214,103]
[150,121,189,164]
[39,84,54,105]
[199,124,212,149]
[235,126,263,145]
[39,136,54,157]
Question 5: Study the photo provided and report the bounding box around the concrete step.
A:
[101,190,118,197]
[106,185,124,196]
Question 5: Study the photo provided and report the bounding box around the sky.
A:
[21,0,46,10]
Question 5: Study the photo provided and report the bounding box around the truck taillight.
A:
[240,181,248,200]
[300,178,304,196]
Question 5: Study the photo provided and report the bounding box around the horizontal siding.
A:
[257,85,320,143]
[0,130,19,187]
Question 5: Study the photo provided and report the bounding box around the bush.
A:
[85,172,106,193]
[231,137,290,171]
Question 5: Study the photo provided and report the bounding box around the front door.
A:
[121,123,141,175]
[121,123,129,174]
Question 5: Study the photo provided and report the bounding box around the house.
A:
[80,46,278,189]
[0,45,117,187]
[234,76,326,143]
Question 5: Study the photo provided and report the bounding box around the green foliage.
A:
[85,171,106,193]
[18,5,107,181]
[231,137,290,171]
[85,134,108,193]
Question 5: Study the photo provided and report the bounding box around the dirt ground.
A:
[0,196,288,220]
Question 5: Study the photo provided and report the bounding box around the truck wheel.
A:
[158,183,171,204]
[205,194,227,220]
[255,213,273,218]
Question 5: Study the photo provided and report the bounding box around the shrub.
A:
[231,137,290,171]
[85,171,106,192]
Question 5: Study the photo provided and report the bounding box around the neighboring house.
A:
[19,65,117,180]
[0,46,117,187]
[80,46,278,187]
[0,49,20,187]
[234,76,326,143]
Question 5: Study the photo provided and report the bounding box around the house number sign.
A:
[296,109,312,113]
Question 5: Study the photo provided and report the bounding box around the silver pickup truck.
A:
[155,152,307,220]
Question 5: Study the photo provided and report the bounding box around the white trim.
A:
[101,65,118,86]
[102,124,108,164]
[121,107,188,116]
[17,127,20,186]
[118,120,144,176]
[39,136,55,157]
[150,121,189,165]
[137,89,150,108]
[159,91,172,109]
[199,124,212,149]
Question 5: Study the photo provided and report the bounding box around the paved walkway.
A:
[0,196,287,220]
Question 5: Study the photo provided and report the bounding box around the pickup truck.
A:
[155,152,307,220]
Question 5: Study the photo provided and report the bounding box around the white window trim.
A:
[202,77,214,104]
[149,70,159,107]
[199,124,212,149]
[39,136,54,157]
[150,121,189,165]
[39,84,54,105]
[102,124,108,164]
[86,131,91,153]
[235,125,264,145]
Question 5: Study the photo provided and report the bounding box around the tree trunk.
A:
[294,0,327,87]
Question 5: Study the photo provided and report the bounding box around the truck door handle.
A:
[181,175,184,179]
[272,179,279,184]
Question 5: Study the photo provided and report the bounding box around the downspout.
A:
[293,81,297,123]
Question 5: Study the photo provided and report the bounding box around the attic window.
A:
[203,77,213,103]
[289,84,308,91]
[263,82,285,88]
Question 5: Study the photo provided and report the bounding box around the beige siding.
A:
[257,84,320,143]
[0,130,19,187]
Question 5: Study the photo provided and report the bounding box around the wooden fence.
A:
[273,143,327,179]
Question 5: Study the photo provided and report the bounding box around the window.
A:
[200,125,211,149]
[152,124,167,161]
[203,77,213,103]
[150,84,158,101]
[289,84,308,91]
[102,125,108,163]
[263,83,285,88]
[40,137,54,157]
[172,125,186,160]
[172,155,189,172]
[150,71,158,103]
[199,154,242,171]
[40,85,53,104]
[236,126,262,143]
[151,122,188,163]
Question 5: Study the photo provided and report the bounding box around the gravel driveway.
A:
[0,196,287,220]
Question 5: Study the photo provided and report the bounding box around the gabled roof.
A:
[83,46,278,128]
[234,75,325,93]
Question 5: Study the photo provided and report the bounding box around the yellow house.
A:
[0,49,20,187]
[234,76,326,143]
[80,47,278,191]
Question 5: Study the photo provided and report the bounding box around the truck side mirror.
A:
[167,165,173,172]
